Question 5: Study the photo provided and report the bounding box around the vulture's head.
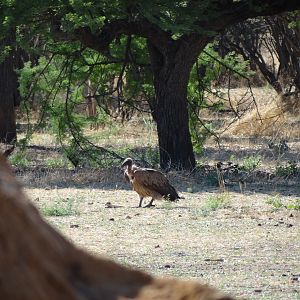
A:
[121,157,133,169]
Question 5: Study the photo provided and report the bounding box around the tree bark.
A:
[148,38,209,170]
[0,155,234,300]
[0,30,20,143]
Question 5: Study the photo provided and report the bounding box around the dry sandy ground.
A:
[20,171,300,300]
[9,100,300,299]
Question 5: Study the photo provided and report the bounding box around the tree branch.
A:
[202,0,300,32]
[52,17,171,57]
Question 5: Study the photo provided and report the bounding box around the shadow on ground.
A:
[14,165,300,197]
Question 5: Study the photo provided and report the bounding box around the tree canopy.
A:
[1,0,300,169]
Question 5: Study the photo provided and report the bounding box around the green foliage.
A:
[188,43,253,153]
[139,1,219,36]
[0,45,12,63]
[266,195,284,211]
[3,0,272,169]
[288,11,300,28]
[275,161,298,177]
[41,197,79,217]
[241,155,261,171]
[116,145,160,168]
[134,146,159,167]
[287,199,300,211]
[9,150,30,167]
[205,172,219,186]
[45,157,73,169]
[266,196,300,211]
[201,193,231,216]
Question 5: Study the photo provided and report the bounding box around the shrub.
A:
[266,195,284,210]
[276,161,298,177]
[201,193,231,216]
[241,155,261,171]
[9,151,30,168]
[41,198,78,217]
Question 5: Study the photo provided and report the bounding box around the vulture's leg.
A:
[138,196,144,207]
[144,198,155,208]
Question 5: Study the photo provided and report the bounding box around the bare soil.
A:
[14,144,299,300]
[8,96,300,300]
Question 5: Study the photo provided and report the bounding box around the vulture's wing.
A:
[133,168,180,200]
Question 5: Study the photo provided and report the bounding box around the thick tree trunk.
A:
[0,31,20,143]
[0,155,234,300]
[155,69,195,170]
[148,40,208,170]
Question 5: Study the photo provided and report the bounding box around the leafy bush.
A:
[241,155,261,171]
[45,157,73,169]
[276,161,298,177]
[266,195,284,210]
[266,196,300,211]
[201,193,231,216]
[41,198,78,217]
[9,151,30,167]
[287,199,300,211]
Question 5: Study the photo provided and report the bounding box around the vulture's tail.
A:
[164,191,184,201]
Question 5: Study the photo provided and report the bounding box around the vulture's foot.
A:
[144,203,155,208]
[144,199,155,208]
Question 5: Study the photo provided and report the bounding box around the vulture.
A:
[121,157,182,208]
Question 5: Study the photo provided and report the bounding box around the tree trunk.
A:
[155,70,195,170]
[0,30,20,143]
[148,39,208,170]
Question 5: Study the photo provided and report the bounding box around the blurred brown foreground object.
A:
[0,155,234,300]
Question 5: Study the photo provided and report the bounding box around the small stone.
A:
[286,224,293,228]
[105,202,113,208]
[70,224,79,228]
[126,216,132,219]
[109,218,115,221]
[254,289,262,293]
[164,264,171,269]
[155,245,160,248]
[291,276,300,282]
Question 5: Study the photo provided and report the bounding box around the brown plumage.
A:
[121,158,182,208]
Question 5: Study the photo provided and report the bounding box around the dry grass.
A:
[25,183,300,300]
[225,89,300,139]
